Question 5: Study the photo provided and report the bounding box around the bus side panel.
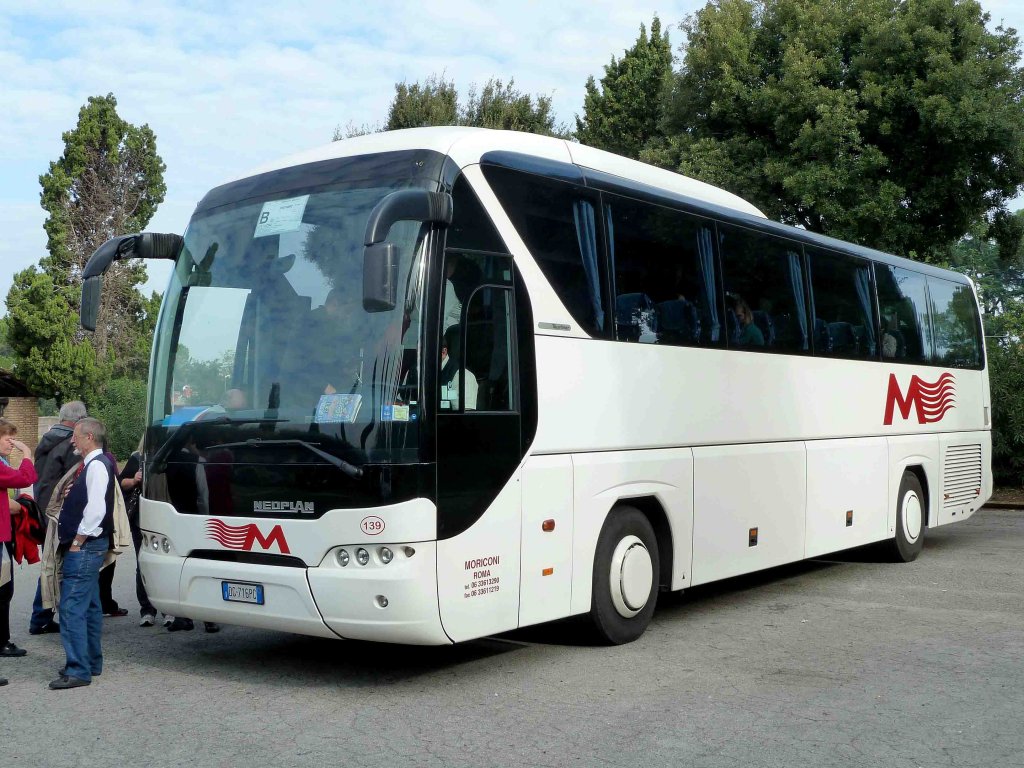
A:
[570,449,693,617]
[691,443,806,586]
[519,455,574,629]
[886,435,940,532]
[436,469,522,643]
[804,438,888,558]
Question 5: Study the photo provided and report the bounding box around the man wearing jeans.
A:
[50,418,115,690]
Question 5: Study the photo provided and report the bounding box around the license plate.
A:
[222,581,264,605]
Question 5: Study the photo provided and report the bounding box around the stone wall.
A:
[2,396,39,464]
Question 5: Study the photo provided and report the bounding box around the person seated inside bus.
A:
[298,286,369,398]
[731,296,765,347]
[439,326,478,411]
[881,311,904,359]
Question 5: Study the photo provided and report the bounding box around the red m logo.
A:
[205,519,291,554]
[883,373,956,426]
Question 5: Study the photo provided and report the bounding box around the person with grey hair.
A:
[29,400,87,635]
[51,417,115,689]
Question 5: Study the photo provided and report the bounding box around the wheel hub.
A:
[902,491,923,543]
[609,535,653,618]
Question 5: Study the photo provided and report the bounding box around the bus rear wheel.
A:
[887,470,925,563]
[590,506,660,645]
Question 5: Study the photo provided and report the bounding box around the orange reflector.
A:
[542,567,554,576]
[748,527,758,547]
[542,519,555,532]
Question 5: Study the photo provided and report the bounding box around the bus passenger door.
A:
[435,280,524,643]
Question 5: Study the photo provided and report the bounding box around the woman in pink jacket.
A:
[0,418,38,686]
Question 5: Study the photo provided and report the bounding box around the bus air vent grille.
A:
[942,444,982,509]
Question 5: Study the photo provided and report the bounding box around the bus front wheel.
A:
[887,470,925,563]
[590,507,660,645]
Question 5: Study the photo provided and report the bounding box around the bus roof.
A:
[231,127,767,219]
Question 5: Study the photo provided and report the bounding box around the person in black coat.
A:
[28,400,87,635]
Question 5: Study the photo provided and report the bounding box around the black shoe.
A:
[49,675,90,690]
[0,643,27,657]
[102,607,129,618]
[203,622,221,633]
[58,667,100,677]
[0,678,7,686]
[29,622,60,635]
[167,618,194,632]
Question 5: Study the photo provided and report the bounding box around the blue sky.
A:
[2,0,1023,311]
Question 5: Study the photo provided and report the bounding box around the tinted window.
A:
[606,194,722,347]
[876,266,932,363]
[719,224,809,353]
[446,175,507,254]
[807,247,877,359]
[482,165,608,337]
[929,277,982,368]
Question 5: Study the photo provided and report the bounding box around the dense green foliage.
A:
[91,377,148,460]
[0,318,16,372]
[576,17,674,159]
[644,0,1024,262]
[947,215,1024,486]
[5,267,102,401]
[336,75,567,139]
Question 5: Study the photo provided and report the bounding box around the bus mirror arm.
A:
[80,232,183,331]
[362,190,453,313]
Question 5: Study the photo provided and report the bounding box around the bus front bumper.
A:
[139,541,450,645]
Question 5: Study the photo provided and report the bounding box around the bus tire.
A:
[888,470,925,563]
[589,506,660,645]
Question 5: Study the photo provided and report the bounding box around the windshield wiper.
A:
[149,416,286,474]
[211,438,364,479]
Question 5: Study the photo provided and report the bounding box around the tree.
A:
[650,0,1024,261]
[385,75,459,130]
[576,16,674,159]
[945,212,1024,485]
[4,267,102,402]
[91,377,148,459]
[0,317,16,372]
[335,75,567,139]
[37,93,166,371]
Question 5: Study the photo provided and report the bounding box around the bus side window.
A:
[719,224,810,353]
[605,193,723,347]
[928,277,982,369]
[875,265,932,364]
[481,165,609,338]
[806,247,876,360]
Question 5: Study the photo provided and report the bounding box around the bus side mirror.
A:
[363,242,398,312]
[81,276,102,332]
[80,232,182,330]
[362,189,453,313]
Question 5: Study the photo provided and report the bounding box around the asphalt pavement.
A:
[1,506,1021,768]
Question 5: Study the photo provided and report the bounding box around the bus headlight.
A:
[337,549,350,567]
[379,547,393,564]
[356,547,369,566]
[151,537,160,552]
[161,537,171,554]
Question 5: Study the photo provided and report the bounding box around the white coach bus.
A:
[81,127,990,645]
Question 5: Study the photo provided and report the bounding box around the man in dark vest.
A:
[50,417,115,690]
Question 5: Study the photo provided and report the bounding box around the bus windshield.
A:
[147,158,436,514]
